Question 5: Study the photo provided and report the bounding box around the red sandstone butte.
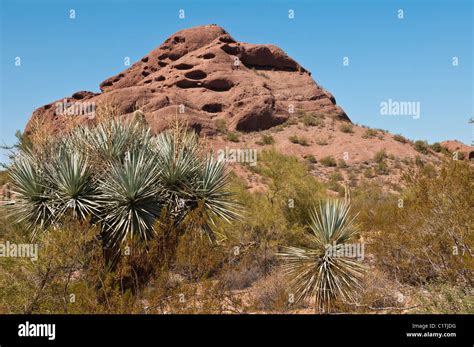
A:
[25,24,349,135]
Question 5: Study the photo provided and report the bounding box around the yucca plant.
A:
[46,144,99,222]
[9,116,240,255]
[278,199,365,312]
[153,125,240,239]
[70,117,152,167]
[9,151,53,234]
[98,148,163,248]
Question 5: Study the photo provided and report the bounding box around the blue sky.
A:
[0,0,472,163]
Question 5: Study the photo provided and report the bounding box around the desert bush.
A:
[414,283,473,314]
[368,160,473,287]
[288,135,309,146]
[414,140,429,154]
[375,162,389,175]
[363,167,374,178]
[337,159,348,168]
[339,123,353,133]
[393,134,407,143]
[373,149,387,163]
[0,216,138,314]
[302,113,322,127]
[305,154,317,164]
[250,271,303,312]
[362,129,378,139]
[320,156,337,167]
[430,142,442,153]
[215,118,228,134]
[249,149,326,229]
[226,131,240,142]
[257,134,275,145]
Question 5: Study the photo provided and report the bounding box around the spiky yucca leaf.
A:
[278,199,365,312]
[192,155,241,233]
[9,151,53,233]
[71,118,152,165]
[153,127,201,222]
[99,149,162,247]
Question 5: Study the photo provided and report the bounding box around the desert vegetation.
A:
[0,113,472,314]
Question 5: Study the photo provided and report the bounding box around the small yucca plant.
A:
[99,148,162,248]
[9,151,53,234]
[47,145,99,222]
[278,199,365,312]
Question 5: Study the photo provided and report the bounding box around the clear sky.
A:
[0,0,472,163]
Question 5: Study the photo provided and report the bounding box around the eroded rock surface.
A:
[26,24,349,135]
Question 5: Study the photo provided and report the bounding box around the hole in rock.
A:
[169,53,184,61]
[173,36,185,43]
[174,63,194,70]
[158,61,168,67]
[184,70,207,80]
[220,44,240,55]
[204,78,234,92]
[176,79,200,89]
[155,76,166,82]
[202,103,223,113]
[219,36,236,44]
[202,53,216,59]
[141,57,149,63]
[141,70,150,77]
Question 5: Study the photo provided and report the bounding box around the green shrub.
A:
[363,167,374,178]
[373,149,387,163]
[337,159,348,168]
[215,119,227,134]
[288,135,309,146]
[430,142,442,153]
[369,160,473,286]
[226,131,240,142]
[339,123,353,133]
[362,129,378,139]
[330,172,344,181]
[305,154,317,163]
[375,161,389,175]
[393,134,407,143]
[302,113,322,127]
[320,156,337,167]
[257,134,275,145]
[414,140,429,154]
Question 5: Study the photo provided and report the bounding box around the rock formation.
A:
[26,24,348,135]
